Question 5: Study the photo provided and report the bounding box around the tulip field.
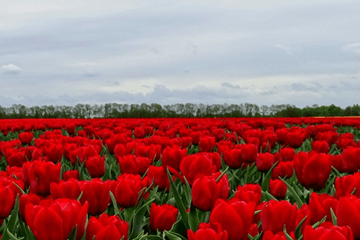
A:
[2,117,360,240]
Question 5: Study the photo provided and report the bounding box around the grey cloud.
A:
[83,70,100,78]
[310,81,323,88]
[106,80,120,86]
[221,82,241,89]
[1,81,360,109]
[290,83,320,92]
[261,90,275,96]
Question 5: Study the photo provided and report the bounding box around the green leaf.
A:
[182,177,192,208]
[139,236,164,240]
[244,163,259,184]
[109,191,121,217]
[68,225,78,240]
[129,204,149,240]
[295,216,307,239]
[1,228,23,240]
[77,191,83,201]
[18,220,36,240]
[12,182,25,195]
[166,168,190,229]
[216,166,229,183]
[283,225,294,240]
[330,208,337,226]
[311,216,327,228]
[164,231,187,240]
[261,191,277,201]
[331,166,342,177]
[279,177,304,207]
[128,230,146,240]
[248,233,262,240]
[169,218,186,234]
[5,195,20,233]
[234,132,240,144]
[261,161,278,192]
[188,204,199,232]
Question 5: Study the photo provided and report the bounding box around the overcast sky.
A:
[1,0,360,108]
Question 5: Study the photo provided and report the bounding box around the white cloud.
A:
[342,43,360,55]
[273,44,294,55]
[0,63,22,74]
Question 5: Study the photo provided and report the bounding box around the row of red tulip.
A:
[1,117,360,239]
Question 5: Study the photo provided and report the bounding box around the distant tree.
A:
[184,103,195,118]
[327,104,344,116]
[260,105,269,116]
[151,103,164,117]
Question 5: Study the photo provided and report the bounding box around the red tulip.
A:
[269,179,287,199]
[192,173,229,211]
[86,213,129,240]
[262,231,295,240]
[341,147,360,173]
[161,146,187,172]
[312,141,330,153]
[256,153,274,172]
[210,199,255,240]
[26,160,61,196]
[303,223,354,240]
[278,147,295,161]
[180,154,215,184]
[25,199,88,240]
[50,179,81,200]
[308,192,338,225]
[5,149,27,167]
[117,155,152,175]
[150,203,178,232]
[85,155,105,178]
[232,184,262,204]
[335,172,360,198]
[211,128,225,142]
[79,179,110,216]
[146,166,170,191]
[19,132,34,145]
[317,131,339,146]
[337,137,356,150]
[223,149,243,169]
[294,152,331,190]
[112,174,147,208]
[337,196,360,239]
[286,130,306,148]
[0,183,16,219]
[188,222,228,240]
[271,161,294,179]
[19,193,42,219]
[134,127,146,138]
[199,136,216,152]
[114,144,126,158]
[237,144,258,163]
[261,200,297,234]
[62,170,79,181]
[43,144,64,163]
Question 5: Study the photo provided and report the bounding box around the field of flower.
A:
[1,117,360,240]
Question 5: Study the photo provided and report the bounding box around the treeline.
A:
[0,103,360,119]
